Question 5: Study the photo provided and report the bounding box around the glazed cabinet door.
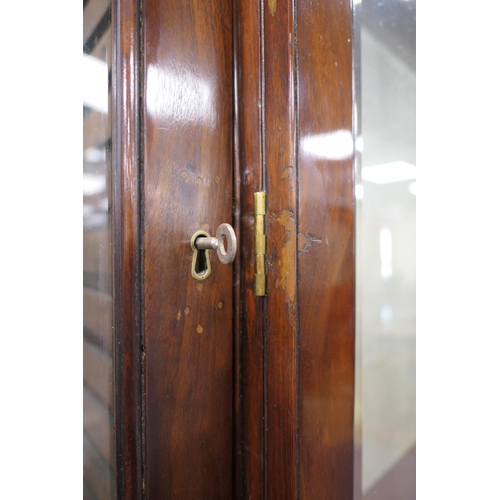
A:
[236,0,355,498]
[111,0,236,496]
[108,0,356,498]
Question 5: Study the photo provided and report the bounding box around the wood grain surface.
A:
[143,0,234,497]
[107,0,355,497]
[297,0,355,497]
[262,0,300,497]
[111,0,142,497]
[234,0,355,498]
[235,0,265,497]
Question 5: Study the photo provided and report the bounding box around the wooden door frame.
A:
[236,0,355,497]
[112,0,143,498]
[112,0,355,497]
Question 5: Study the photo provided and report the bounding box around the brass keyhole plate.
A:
[190,230,212,280]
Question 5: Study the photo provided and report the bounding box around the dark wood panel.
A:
[104,0,356,497]
[84,387,114,466]
[143,0,234,497]
[84,340,113,408]
[111,0,143,496]
[263,0,299,497]
[297,0,355,497]
[235,0,265,496]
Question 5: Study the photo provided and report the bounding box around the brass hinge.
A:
[254,191,267,296]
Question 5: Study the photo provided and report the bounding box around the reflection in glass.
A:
[83,0,115,498]
[354,0,416,498]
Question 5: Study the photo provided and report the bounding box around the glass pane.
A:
[83,0,116,498]
[354,0,416,498]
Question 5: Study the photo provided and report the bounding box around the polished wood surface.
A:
[297,1,355,497]
[143,0,234,497]
[235,0,265,497]
[111,0,142,497]
[262,0,300,497]
[105,0,355,496]
[236,0,355,497]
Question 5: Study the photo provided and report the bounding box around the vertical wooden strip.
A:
[232,0,242,496]
[112,0,142,497]
[143,0,234,497]
[236,0,266,496]
[297,0,355,498]
[263,0,298,496]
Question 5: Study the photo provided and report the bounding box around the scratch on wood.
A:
[281,166,293,180]
[298,232,323,255]
[275,209,296,304]
[269,0,277,16]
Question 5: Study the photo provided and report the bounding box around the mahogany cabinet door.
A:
[142,0,235,498]
[237,0,355,498]
[113,0,235,497]
[112,0,355,498]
